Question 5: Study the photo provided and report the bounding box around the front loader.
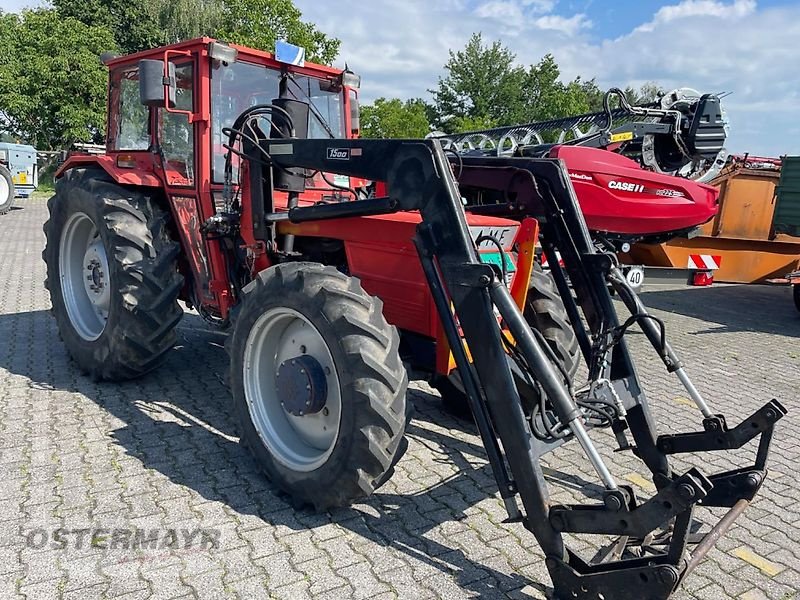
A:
[42,39,784,599]
[258,135,783,599]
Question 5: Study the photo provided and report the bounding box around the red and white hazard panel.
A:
[687,255,722,270]
[688,254,722,286]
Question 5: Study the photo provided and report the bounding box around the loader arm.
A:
[249,137,784,600]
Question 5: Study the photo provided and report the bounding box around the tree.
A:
[52,0,164,55]
[217,0,339,65]
[53,0,340,63]
[518,55,605,122]
[430,35,620,134]
[0,9,115,149]
[624,82,665,105]
[360,98,430,139]
[430,33,526,133]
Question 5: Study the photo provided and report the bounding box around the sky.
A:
[2,0,798,156]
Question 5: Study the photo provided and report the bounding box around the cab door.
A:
[157,61,196,188]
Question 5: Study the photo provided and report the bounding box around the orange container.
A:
[628,162,800,283]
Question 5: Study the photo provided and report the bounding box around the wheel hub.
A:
[81,241,110,315]
[243,306,342,472]
[276,354,328,416]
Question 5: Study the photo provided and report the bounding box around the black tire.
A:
[794,284,800,313]
[228,262,409,510]
[435,266,581,415]
[0,164,15,214]
[43,168,183,380]
[524,265,581,381]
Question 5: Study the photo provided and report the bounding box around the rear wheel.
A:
[229,262,409,510]
[43,168,183,380]
[0,164,15,214]
[434,265,581,414]
[524,266,581,380]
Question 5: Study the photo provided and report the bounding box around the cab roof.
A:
[104,37,345,78]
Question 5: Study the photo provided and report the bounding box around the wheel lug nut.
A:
[322,407,329,416]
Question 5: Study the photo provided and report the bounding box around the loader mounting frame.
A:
[251,137,784,600]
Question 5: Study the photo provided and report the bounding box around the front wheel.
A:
[435,266,581,415]
[228,262,409,510]
[793,284,800,313]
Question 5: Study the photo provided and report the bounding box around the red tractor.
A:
[44,35,560,503]
[44,38,785,599]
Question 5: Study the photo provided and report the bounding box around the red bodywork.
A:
[278,209,534,338]
[550,146,719,237]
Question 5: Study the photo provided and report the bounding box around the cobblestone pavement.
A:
[1,194,799,600]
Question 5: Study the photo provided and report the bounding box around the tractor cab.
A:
[97,37,359,192]
[58,38,362,314]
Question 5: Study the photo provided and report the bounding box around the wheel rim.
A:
[0,176,9,207]
[59,212,111,341]
[243,307,342,472]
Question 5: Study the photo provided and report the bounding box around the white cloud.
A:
[473,0,589,34]
[522,0,556,12]
[475,1,525,21]
[296,0,800,156]
[636,0,756,32]
[534,13,591,34]
[475,0,556,20]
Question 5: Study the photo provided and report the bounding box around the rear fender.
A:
[56,153,162,188]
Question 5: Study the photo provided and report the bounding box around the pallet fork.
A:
[254,137,784,599]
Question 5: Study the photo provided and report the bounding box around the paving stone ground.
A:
[1,193,799,600]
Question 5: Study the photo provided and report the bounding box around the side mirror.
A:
[139,59,176,108]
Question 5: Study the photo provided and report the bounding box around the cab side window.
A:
[110,67,150,151]
[158,63,195,186]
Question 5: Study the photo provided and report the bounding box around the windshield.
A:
[211,60,345,182]
[285,75,344,139]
